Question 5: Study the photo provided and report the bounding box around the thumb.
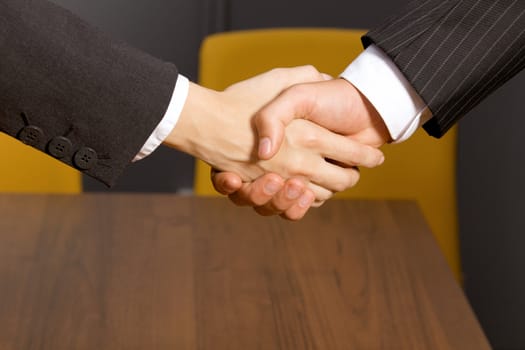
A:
[254,84,315,160]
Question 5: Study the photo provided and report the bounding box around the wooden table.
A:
[0,194,490,349]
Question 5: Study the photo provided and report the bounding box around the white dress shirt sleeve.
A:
[133,74,189,162]
[340,45,433,143]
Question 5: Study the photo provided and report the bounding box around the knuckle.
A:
[318,72,330,81]
[286,126,325,148]
[300,64,319,77]
[300,130,321,148]
[287,83,310,96]
[254,109,271,125]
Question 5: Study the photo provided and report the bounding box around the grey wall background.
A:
[51,0,525,348]
[458,74,525,349]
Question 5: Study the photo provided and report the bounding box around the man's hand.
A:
[212,170,316,221]
[164,67,384,203]
[212,78,391,220]
[256,78,391,159]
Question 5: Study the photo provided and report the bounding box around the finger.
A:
[307,184,330,208]
[307,182,335,203]
[255,178,308,214]
[227,173,285,207]
[279,189,316,221]
[252,177,312,219]
[313,129,385,168]
[211,169,243,195]
[307,162,361,193]
[254,84,316,160]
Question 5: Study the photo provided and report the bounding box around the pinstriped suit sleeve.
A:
[363,0,525,138]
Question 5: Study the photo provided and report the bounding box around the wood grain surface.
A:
[0,194,490,349]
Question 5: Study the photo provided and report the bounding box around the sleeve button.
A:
[73,147,98,170]
[48,136,73,159]
[18,126,44,146]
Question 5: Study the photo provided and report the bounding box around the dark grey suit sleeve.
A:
[0,0,179,186]
[362,0,525,137]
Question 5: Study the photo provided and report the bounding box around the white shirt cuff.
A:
[133,74,190,161]
[340,45,432,143]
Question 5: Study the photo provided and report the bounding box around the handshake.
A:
[165,66,391,220]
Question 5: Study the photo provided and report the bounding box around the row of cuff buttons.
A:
[18,125,97,170]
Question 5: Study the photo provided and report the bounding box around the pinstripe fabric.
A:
[363,0,525,138]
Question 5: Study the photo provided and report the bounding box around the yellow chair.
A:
[0,133,81,193]
[195,29,460,280]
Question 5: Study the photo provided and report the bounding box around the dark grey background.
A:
[51,0,525,348]
[458,74,525,349]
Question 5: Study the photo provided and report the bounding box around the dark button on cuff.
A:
[48,136,73,159]
[73,147,98,170]
[18,126,44,146]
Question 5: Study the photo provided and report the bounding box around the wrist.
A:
[354,83,392,145]
[163,83,259,179]
[163,82,222,160]
[341,78,391,147]
[341,45,428,143]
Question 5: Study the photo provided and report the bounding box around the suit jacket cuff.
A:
[340,45,432,143]
[134,74,189,161]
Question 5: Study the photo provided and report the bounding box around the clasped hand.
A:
[165,66,390,220]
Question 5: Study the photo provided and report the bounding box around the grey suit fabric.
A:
[0,0,178,186]
[364,0,525,138]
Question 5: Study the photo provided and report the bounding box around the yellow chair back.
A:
[196,29,460,279]
[0,133,81,193]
